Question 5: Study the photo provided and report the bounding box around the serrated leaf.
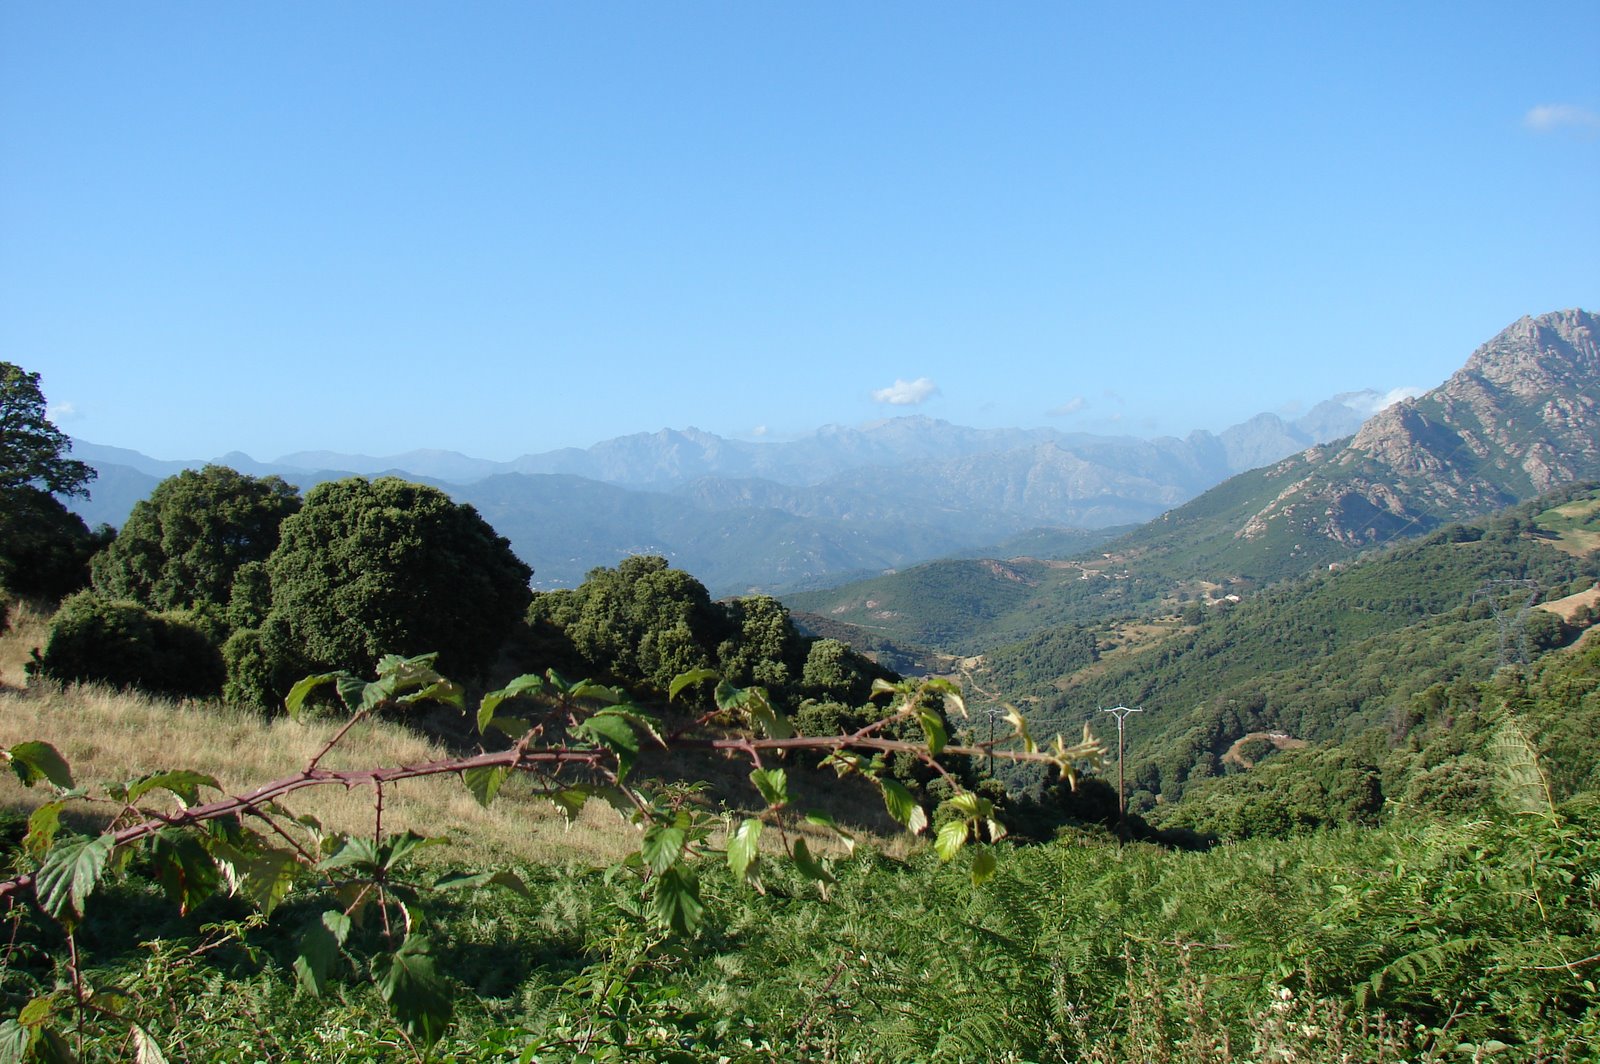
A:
[726,818,763,891]
[715,684,793,739]
[294,910,352,997]
[380,831,439,872]
[484,715,530,739]
[934,820,969,862]
[547,787,591,823]
[477,674,545,732]
[668,668,719,702]
[318,836,381,873]
[372,934,453,1048]
[17,995,56,1028]
[791,838,836,888]
[870,677,899,698]
[804,811,855,854]
[651,865,704,936]
[132,1024,168,1064]
[916,709,948,756]
[24,802,66,859]
[397,680,464,710]
[284,672,343,721]
[0,1020,29,1063]
[879,780,927,834]
[462,765,509,808]
[125,769,221,806]
[148,829,220,915]
[970,846,998,886]
[1003,705,1036,754]
[641,818,688,875]
[749,767,789,808]
[574,713,641,779]
[35,832,116,921]
[432,870,528,897]
[6,742,73,791]
[942,689,967,719]
[566,679,620,705]
[232,846,300,916]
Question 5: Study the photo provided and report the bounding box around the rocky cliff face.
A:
[1235,309,1599,549]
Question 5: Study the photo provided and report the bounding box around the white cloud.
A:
[871,377,939,406]
[750,424,768,437]
[47,402,80,422]
[1524,104,1600,135]
[1342,386,1423,417]
[1048,396,1088,416]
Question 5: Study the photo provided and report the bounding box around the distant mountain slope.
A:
[1109,308,1599,584]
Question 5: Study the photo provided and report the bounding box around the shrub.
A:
[27,593,224,698]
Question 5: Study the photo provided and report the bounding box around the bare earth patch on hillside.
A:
[1537,583,1600,623]
[1222,731,1308,769]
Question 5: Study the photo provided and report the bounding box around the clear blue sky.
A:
[3,3,1596,461]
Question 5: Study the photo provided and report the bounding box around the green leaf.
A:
[380,830,439,872]
[970,846,998,886]
[870,677,900,698]
[6,741,73,790]
[231,846,300,917]
[35,831,116,921]
[804,811,856,854]
[148,829,220,915]
[749,767,789,809]
[716,683,793,739]
[641,817,689,875]
[726,818,763,891]
[318,836,381,874]
[668,668,719,701]
[24,802,66,859]
[934,820,968,862]
[125,769,221,806]
[791,838,836,886]
[477,673,545,732]
[284,672,343,721]
[0,1020,28,1063]
[916,709,948,756]
[294,910,352,997]
[131,1024,169,1064]
[879,779,928,835]
[372,934,454,1048]
[547,787,591,822]
[574,713,642,779]
[484,714,530,739]
[462,764,510,808]
[651,865,704,936]
[432,870,529,897]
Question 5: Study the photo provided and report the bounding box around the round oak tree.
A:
[91,465,302,615]
[261,477,532,679]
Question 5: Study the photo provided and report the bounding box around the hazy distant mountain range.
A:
[790,308,1600,650]
[68,393,1384,595]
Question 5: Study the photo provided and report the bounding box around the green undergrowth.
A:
[6,809,1594,1061]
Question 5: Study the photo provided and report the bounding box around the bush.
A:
[0,487,111,601]
[27,593,225,698]
[262,477,532,679]
[91,465,301,615]
[222,627,279,710]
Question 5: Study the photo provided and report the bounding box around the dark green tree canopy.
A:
[0,362,94,498]
[262,476,532,678]
[0,487,111,600]
[91,465,302,614]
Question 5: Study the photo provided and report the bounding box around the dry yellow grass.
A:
[0,603,898,873]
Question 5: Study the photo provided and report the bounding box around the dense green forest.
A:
[3,364,1598,1060]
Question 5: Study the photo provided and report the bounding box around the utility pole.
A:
[1100,705,1142,822]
